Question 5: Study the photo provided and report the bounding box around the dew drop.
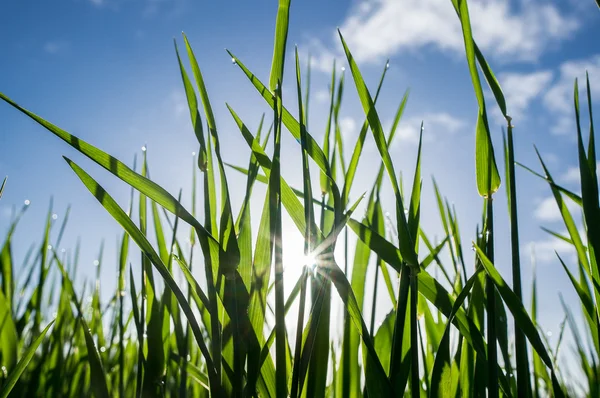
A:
[385,61,390,70]
[404,208,409,215]
[52,213,58,220]
[100,346,106,353]
[52,311,58,318]
[341,66,346,72]
[47,245,53,250]
[141,145,147,152]
[93,260,100,266]
[186,354,191,361]
[119,290,127,297]
[61,248,66,253]
[422,382,427,391]
[546,330,553,337]
[1,366,7,378]
[192,151,196,156]
[478,233,483,239]
[231,57,237,65]
[24,199,31,206]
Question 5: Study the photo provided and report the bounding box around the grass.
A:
[0,0,598,396]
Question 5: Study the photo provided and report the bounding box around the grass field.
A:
[0,0,599,397]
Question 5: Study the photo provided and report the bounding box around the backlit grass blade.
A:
[0,290,17,372]
[268,0,291,92]
[63,157,222,394]
[338,30,418,269]
[450,0,500,198]
[0,320,54,398]
[290,47,315,398]
[341,62,393,207]
[227,50,342,216]
[320,61,336,195]
[174,40,207,170]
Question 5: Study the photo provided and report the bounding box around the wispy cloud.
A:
[543,55,600,135]
[496,70,553,121]
[391,112,466,144]
[306,0,580,72]
[534,196,579,222]
[524,234,576,264]
[89,0,105,6]
[43,40,69,54]
[143,0,188,19]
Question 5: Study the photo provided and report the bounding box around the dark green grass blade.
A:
[474,244,565,398]
[63,157,222,394]
[227,50,342,218]
[430,268,482,397]
[0,91,217,246]
[0,320,54,398]
[0,177,6,200]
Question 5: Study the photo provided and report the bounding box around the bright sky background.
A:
[1,0,600,374]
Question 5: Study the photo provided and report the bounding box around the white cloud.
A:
[543,55,600,134]
[165,89,187,119]
[534,196,579,222]
[339,116,357,140]
[314,89,329,104]
[497,70,553,120]
[560,162,600,185]
[524,235,576,264]
[392,112,465,144]
[43,41,69,54]
[89,0,104,6]
[307,0,580,71]
[561,166,581,184]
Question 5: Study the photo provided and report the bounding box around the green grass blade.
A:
[338,30,418,269]
[0,177,6,200]
[0,320,54,398]
[430,268,482,397]
[63,157,222,394]
[268,0,291,92]
[473,244,566,398]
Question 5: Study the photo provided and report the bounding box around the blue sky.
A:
[1,0,599,374]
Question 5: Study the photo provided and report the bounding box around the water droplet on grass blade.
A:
[547,330,553,337]
[1,366,7,378]
[52,213,58,220]
[385,61,390,69]
[93,260,100,266]
[341,66,346,71]
[100,346,106,353]
[141,146,147,152]
[24,199,30,206]
[47,245,52,250]
[231,57,237,65]
[192,151,196,156]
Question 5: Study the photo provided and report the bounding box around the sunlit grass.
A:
[0,0,598,397]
